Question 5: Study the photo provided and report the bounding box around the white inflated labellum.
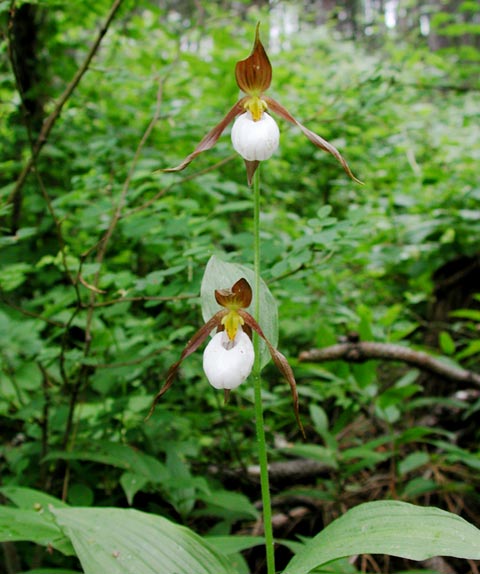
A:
[203,327,254,390]
[231,111,280,161]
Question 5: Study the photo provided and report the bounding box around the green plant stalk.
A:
[252,166,276,574]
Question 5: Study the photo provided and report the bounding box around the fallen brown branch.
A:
[299,342,480,387]
[210,458,331,486]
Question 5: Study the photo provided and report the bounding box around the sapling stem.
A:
[252,166,276,574]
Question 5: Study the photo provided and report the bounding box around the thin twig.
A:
[82,73,169,352]
[93,348,166,369]
[55,0,126,458]
[0,293,66,327]
[81,151,243,263]
[37,362,52,488]
[91,293,197,308]
[125,153,236,217]
[89,73,168,277]
[299,341,480,387]
[61,66,170,460]
[32,166,79,289]
[1,541,21,574]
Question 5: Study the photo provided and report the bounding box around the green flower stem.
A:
[252,166,276,574]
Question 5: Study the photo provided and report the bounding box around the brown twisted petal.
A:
[239,310,306,438]
[264,96,363,184]
[215,277,252,309]
[235,23,272,95]
[146,310,227,419]
[162,99,247,172]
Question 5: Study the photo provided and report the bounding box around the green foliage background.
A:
[0,0,479,572]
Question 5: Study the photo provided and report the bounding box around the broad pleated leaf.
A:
[0,507,75,556]
[0,485,68,510]
[284,501,480,574]
[206,535,265,554]
[0,487,74,555]
[51,507,237,574]
[43,440,168,482]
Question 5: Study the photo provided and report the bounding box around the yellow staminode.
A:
[221,310,245,341]
[245,96,268,121]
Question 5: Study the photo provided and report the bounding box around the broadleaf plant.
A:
[2,491,480,574]
[284,500,480,574]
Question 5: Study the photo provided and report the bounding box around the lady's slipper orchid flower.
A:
[163,23,360,185]
[148,278,304,435]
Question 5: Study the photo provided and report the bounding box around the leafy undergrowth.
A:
[1,1,479,573]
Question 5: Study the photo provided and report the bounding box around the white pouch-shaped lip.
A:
[203,327,254,390]
[231,111,280,162]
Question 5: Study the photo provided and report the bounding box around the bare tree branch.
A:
[299,342,480,387]
[209,458,331,485]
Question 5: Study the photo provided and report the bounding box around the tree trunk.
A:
[9,3,45,232]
